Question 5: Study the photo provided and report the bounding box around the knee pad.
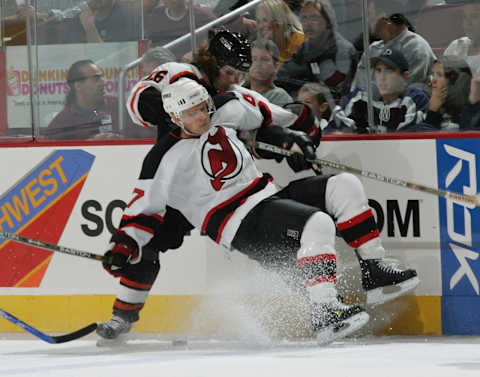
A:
[324,173,369,222]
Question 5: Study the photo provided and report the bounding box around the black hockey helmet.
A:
[208,29,252,72]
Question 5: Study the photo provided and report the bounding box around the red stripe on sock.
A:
[297,253,336,267]
[120,277,153,290]
[337,209,375,231]
[305,275,337,286]
[347,229,380,248]
[114,300,144,311]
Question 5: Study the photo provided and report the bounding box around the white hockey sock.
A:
[297,212,339,304]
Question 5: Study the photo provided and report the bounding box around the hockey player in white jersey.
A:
[127,29,321,154]
[97,79,419,344]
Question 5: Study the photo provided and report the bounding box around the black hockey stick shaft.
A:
[252,141,480,207]
[0,308,97,344]
[0,231,107,262]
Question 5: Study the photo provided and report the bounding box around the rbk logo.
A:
[439,143,480,295]
[0,150,95,287]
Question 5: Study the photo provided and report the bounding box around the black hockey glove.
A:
[255,125,316,172]
[285,130,316,172]
[103,234,139,278]
[138,87,176,137]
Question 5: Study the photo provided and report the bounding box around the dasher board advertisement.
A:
[0,135,479,334]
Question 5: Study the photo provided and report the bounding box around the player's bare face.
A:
[215,66,242,92]
[181,102,210,135]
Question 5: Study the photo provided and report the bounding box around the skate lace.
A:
[377,258,404,274]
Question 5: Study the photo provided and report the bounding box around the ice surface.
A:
[1,335,480,377]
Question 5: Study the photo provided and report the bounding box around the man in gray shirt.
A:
[245,39,293,107]
[352,13,436,90]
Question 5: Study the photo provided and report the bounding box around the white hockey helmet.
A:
[162,78,215,131]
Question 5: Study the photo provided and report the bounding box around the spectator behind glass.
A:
[144,0,217,60]
[460,74,480,130]
[244,39,293,107]
[211,0,257,38]
[1,1,87,27]
[32,0,88,21]
[421,56,472,131]
[352,12,436,91]
[334,48,429,133]
[444,0,480,76]
[254,0,306,67]
[276,0,357,99]
[62,0,138,43]
[1,1,43,46]
[297,81,336,134]
[352,0,404,56]
[45,59,123,140]
[140,46,177,77]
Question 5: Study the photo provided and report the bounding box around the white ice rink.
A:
[1,335,480,377]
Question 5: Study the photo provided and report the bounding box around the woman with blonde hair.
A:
[255,0,306,67]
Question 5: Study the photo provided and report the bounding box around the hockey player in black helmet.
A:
[207,29,252,75]
[98,79,419,345]
[128,28,318,147]
[129,29,251,137]
[96,30,419,345]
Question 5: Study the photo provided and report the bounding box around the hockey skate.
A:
[357,255,420,306]
[312,297,369,345]
[96,315,133,347]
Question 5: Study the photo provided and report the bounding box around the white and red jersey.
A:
[120,126,280,251]
[127,62,204,128]
[126,61,297,132]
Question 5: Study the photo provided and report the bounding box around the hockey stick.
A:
[0,231,108,263]
[252,141,480,207]
[0,308,97,344]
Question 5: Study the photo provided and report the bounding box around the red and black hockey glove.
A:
[103,234,139,277]
[284,102,322,147]
[255,125,316,173]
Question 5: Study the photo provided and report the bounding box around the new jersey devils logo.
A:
[201,127,243,191]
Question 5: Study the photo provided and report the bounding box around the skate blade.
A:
[366,276,420,307]
[315,311,369,345]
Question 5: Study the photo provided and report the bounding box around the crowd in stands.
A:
[2,0,480,140]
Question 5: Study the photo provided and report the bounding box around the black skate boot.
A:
[312,297,369,345]
[357,254,420,306]
[96,315,133,347]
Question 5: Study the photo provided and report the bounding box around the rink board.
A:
[0,135,478,335]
